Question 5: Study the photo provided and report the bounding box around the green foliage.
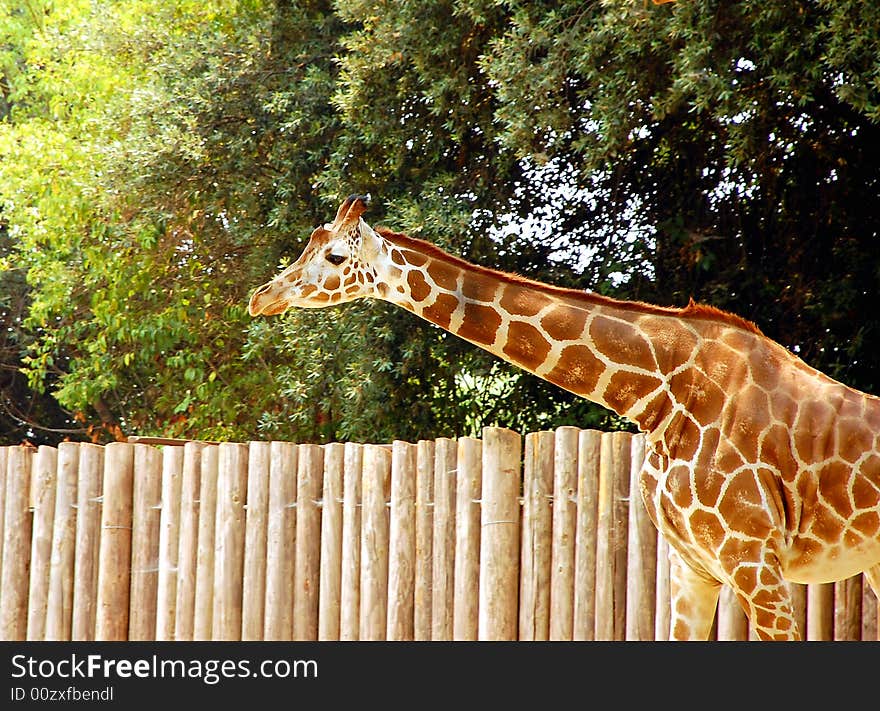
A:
[1,0,879,445]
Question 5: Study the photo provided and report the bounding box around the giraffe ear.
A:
[360,223,383,261]
[344,193,370,222]
[331,194,371,230]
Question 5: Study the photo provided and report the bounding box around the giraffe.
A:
[248,194,880,640]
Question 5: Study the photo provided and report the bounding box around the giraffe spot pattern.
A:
[458,303,502,346]
[690,509,726,551]
[541,304,588,342]
[426,259,459,291]
[462,278,499,303]
[636,316,697,374]
[407,269,431,302]
[544,345,605,395]
[422,293,458,330]
[500,288,553,317]
[590,315,656,370]
[818,461,853,518]
[718,474,772,538]
[503,321,552,371]
[603,371,662,416]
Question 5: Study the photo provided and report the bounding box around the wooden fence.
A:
[0,427,877,641]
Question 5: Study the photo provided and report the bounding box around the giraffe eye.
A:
[326,253,346,266]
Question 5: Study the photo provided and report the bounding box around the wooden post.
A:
[624,434,656,640]
[193,444,219,640]
[45,442,79,640]
[550,426,578,640]
[790,582,808,640]
[716,585,748,641]
[611,432,632,640]
[573,430,600,641]
[862,573,878,641]
[128,444,162,641]
[519,430,553,640]
[27,446,57,640]
[387,440,417,640]
[453,437,481,641]
[318,443,345,640]
[155,445,184,640]
[478,427,521,641]
[654,534,671,641]
[0,448,6,578]
[173,442,206,641]
[414,440,434,641]
[340,443,363,640]
[595,431,632,640]
[806,582,834,640]
[72,443,104,641]
[431,437,456,640]
[95,442,134,640]
[263,442,298,641]
[360,444,391,641]
[294,443,323,640]
[212,443,248,641]
[834,575,862,641]
[241,441,270,641]
[1,446,33,640]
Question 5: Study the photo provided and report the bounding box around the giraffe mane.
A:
[375,227,764,337]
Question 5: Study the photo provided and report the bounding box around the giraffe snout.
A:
[248,281,287,317]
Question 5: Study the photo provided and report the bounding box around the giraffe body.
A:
[249,195,880,640]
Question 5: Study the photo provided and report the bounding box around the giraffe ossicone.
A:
[249,194,880,640]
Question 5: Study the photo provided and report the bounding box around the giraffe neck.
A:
[372,231,698,432]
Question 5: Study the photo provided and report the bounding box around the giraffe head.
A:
[248,194,382,316]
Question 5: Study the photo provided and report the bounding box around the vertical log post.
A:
[413,440,434,641]
[624,434,656,640]
[72,443,103,641]
[155,446,184,640]
[431,438,456,640]
[293,444,323,641]
[318,443,345,640]
[806,582,834,641]
[27,445,57,640]
[359,444,391,641]
[519,430,553,640]
[95,442,135,640]
[263,442,298,641]
[549,426,578,640]
[834,575,862,641]
[174,442,206,641]
[790,582,808,640]
[478,427,521,641]
[339,443,363,641]
[654,532,672,640]
[193,445,219,640]
[0,447,6,578]
[0,446,33,640]
[212,443,248,641]
[128,444,162,641]
[241,441,270,641]
[45,443,79,640]
[573,430,600,641]
[387,440,417,641]
[453,436,481,641]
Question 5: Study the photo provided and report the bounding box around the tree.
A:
[483,0,880,393]
[2,1,879,445]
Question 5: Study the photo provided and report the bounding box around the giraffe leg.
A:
[725,553,801,641]
[668,549,722,640]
